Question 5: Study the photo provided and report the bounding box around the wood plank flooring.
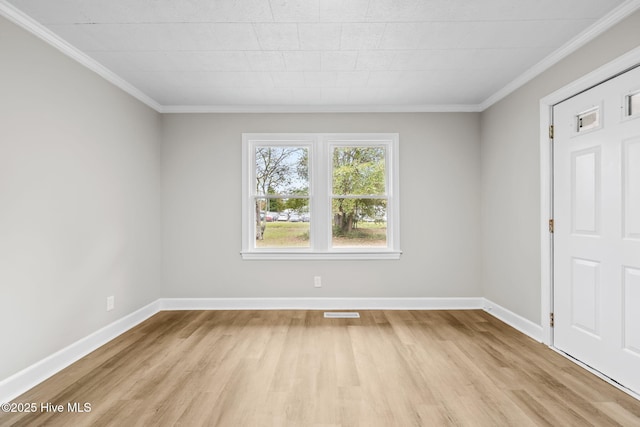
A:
[1,310,639,426]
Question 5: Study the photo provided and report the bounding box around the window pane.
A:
[255,198,310,248]
[332,146,385,196]
[629,92,640,116]
[332,198,387,248]
[256,147,308,195]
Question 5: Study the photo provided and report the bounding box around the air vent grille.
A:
[324,312,360,319]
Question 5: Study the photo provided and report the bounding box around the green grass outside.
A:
[256,221,386,248]
[257,222,310,248]
[333,222,387,247]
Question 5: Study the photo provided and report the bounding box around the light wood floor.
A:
[1,310,640,426]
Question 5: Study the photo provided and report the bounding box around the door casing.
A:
[539,46,640,347]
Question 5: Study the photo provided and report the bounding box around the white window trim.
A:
[241,133,401,260]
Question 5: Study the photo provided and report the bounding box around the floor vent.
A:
[324,312,360,319]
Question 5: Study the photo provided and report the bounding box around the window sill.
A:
[240,251,402,261]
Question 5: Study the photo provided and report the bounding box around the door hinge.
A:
[549,125,554,139]
[550,312,554,328]
[549,219,554,233]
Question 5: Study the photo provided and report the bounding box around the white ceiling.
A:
[2,0,636,111]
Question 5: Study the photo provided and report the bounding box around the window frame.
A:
[241,133,401,260]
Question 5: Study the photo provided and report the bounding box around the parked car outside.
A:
[277,213,289,221]
[289,214,300,222]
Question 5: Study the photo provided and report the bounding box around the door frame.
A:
[539,46,640,346]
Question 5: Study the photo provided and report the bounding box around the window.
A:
[242,133,400,260]
[627,91,640,117]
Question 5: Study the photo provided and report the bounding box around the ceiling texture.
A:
[2,0,638,112]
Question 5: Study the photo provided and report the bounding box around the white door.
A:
[553,64,640,394]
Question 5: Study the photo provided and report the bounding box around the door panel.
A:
[623,267,640,355]
[571,147,600,234]
[623,138,640,239]
[554,65,640,394]
[571,258,600,336]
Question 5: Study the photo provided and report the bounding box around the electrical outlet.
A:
[314,276,322,288]
[106,296,115,311]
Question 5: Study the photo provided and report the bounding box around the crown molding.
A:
[158,103,483,114]
[0,0,163,112]
[0,0,481,115]
[479,0,640,111]
[3,0,639,114]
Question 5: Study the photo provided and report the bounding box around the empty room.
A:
[2,0,640,425]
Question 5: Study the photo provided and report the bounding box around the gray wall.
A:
[3,0,639,386]
[161,113,482,299]
[480,10,640,324]
[0,17,162,380]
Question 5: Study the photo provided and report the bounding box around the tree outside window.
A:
[254,146,309,247]
[242,133,400,260]
[332,146,387,247]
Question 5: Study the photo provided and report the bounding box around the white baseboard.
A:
[5,295,633,407]
[0,300,160,404]
[159,297,485,311]
[482,298,543,342]
[0,296,503,404]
